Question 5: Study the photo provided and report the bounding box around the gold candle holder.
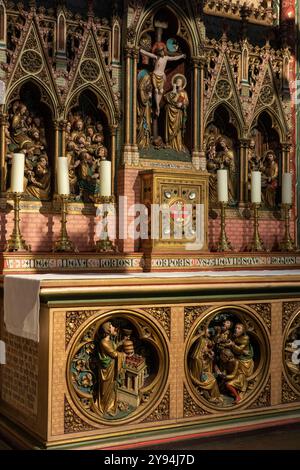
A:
[95,195,116,253]
[53,194,75,252]
[5,192,30,252]
[280,203,296,252]
[217,202,232,252]
[249,203,265,252]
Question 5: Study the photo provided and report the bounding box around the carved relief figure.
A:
[247,139,263,198]
[164,74,189,153]
[205,132,238,205]
[187,311,266,408]
[216,137,237,204]
[97,322,127,417]
[137,70,152,149]
[284,314,300,395]
[65,112,108,202]
[137,16,188,154]
[189,328,222,404]
[7,100,51,200]
[69,314,167,422]
[25,156,51,200]
[140,43,185,117]
[261,150,279,209]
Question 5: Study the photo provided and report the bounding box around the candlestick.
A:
[53,195,75,252]
[217,169,228,203]
[251,171,261,204]
[280,203,296,252]
[248,203,265,252]
[5,193,30,252]
[57,157,70,195]
[11,153,25,193]
[217,202,232,252]
[282,173,292,205]
[100,160,112,197]
[94,195,116,252]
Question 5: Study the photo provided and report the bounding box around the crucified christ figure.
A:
[140,44,185,116]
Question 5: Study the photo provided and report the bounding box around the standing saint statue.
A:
[140,43,185,117]
[164,74,189,152]
[137,70,152,149]
[261,149,279,209]
[216,137,237,204]
[97,322,126,417]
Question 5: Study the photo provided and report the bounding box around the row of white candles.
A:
[10,154,112,197]
[217,169,293,205]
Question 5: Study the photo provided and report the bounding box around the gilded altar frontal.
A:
[0,0,300,450]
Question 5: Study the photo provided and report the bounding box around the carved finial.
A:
[221,21,229,42]
[29,0,36,9]
[87,0,94,18]
[56,0,66,8]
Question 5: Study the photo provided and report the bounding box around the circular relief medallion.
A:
[186,307,270,410]
[216,79,232,100]
[283,311,300,394]
[21,50,43,74]
[67,311,169,424]
[80,59,100,82]
[260,85,274,105]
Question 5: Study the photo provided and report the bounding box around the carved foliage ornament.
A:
[183,385,210,417]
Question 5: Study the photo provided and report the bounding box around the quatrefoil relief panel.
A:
[80,59,101,83]
[216,80,232,101]
[259,85,274,106]
[21,50,43,74]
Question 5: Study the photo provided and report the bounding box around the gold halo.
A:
[172,73,187,89]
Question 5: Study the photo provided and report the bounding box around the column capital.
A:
[109,124,118,136]
[239,138,251,148]
[124,45,138,59]
[281,142,292,152]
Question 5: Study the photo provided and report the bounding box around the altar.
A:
[0,0,299,451]
[0,270,300,449]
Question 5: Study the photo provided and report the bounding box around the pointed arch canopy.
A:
[64,84,117,127]
[4,77,59,119]
[134,0,201,57]
[250,107,289,143]
[205,102,245,140]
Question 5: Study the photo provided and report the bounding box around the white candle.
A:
[11,153,25,193]
[0,80,5,105]
[100,160,112,197]
[282,172,292,205]
[251,171,261,204]
[57,157,70,195]
[217,169,228,203]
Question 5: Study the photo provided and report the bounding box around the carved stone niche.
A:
[140,168,209,253]
[67,310,169,425]
[185,306,270,412]
[283,310,300,398]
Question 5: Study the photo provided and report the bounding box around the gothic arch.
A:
[250,108,288,143]
[205,103,244,140]
[134,0,200,57]
[64,85,117,127]
[4,77,58,119]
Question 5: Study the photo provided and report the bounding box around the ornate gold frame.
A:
[184,304,271,413]
[282,308,300,396]
[66,308,170,426]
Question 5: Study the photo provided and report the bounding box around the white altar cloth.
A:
[4,270,300,342]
